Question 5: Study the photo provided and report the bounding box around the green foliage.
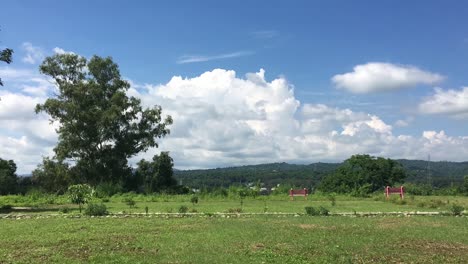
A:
[0,27,13,86]
[319,154,406,195]
[449,204,464,216]
[35,53,172,186]
[137,152,178,193]
[190,196,199,205]
[32,157,71,194]
[305,206,318,215]
[0,158,18,195]
[95,182,123,198]
[178,205,188,213]
[122,197,136,208]
[305,206,330,216]
[59,206,70,214]
[227,208,242,213]
[328,194,336,206]
[84,203,108,216]
[68,184,93,213]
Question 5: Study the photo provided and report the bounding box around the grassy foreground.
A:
[1,216,467,263]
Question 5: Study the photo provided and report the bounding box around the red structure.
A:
[385,186,404,199]
[289,188,308,200]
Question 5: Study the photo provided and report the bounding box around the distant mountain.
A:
[174,160,468,188]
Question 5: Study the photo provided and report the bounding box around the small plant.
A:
[227,208,242,213]
[449,204,464,216]
[123,197,136,208]
[318,206,330,216]
[305,206,329,216]
[305,206,319,216]
[417,201,426,208]
[190,208,198,213]
[59,206,71,214]
[101,198,110,203]
[178,205,189,213]
[84,203,108,216]
[328,195,336,206]
[190,196,199,205]
[68,184,94,213]
[145,206,149,215]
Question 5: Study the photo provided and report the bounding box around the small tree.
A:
[0,158,18,195]
[68,184,93,213]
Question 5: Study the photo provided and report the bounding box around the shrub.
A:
[0,204,12,211]
[416,201,426,208]
[305,206,329,216]
[305,206,319,216]
[59,206,70,214]
[449,204,464,216]
[122,197,136,208]
[178,205,189,213]
[318,206,330,216]
[84,203,108,216]
[227,208,242,213]
[68,184,94,213]
[190,196,199,205]
[328,195,336,206]
[101,198,110,203]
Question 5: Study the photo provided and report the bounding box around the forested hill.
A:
[174,160,468,188]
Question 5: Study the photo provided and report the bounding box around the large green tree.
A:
[136,152,177,193]
[318,154,406,195]
[32,157,72,194]
[0,158,18,195]
[36,54,172,185]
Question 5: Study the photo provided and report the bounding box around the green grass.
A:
[2,193,467,215]
[0,216,467,263]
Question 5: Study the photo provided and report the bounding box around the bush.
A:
[0,204,12,211]
[178,205,189,213]
[305,206,329,216]
[84,203,108,216]
[328,195,336,206]
[227,208,242,213]
[190,196,199,205]
[59,206,71,214]
[318,206,330,216]
[122,197,136,208]
[449,204,464,216]
[305,206,319,216]
[101,198,110,203]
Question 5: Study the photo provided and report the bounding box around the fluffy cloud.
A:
[332,62,444,93]
[2,66,468,174]
[127,69,468,169]
[53,47,75,55]
[21,42,45,64]
[419,87,468,118]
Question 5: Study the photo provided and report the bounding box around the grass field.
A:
[1,215,467,263]
[1,194,468,215]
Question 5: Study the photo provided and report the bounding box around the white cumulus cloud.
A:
[419,87,468,118]
[332,62,444,93]
[21,42,45,64]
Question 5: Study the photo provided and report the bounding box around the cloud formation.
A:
[21,42,45,64]
[332,62,444,93]
[419,87,468,118]
[1,63,468,174]
[177,51,254,64]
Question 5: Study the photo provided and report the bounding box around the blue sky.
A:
[1,1,468,173]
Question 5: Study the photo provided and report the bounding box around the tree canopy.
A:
[318,154,406,195]
[0,158,18,195]
[136,152,178,193]
[36,54,172,185]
